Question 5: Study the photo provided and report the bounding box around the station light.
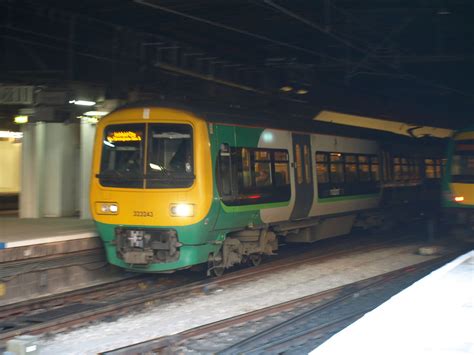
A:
[14,115,28,124]
[296,88,309,95]
[69,100,96,106]
[0,131,23,139]
[77,116,99,124]
[169,203,194,217]
[280,86,293,92]
[84,111,109,117]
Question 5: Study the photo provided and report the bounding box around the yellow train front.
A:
[90,106,219,272]
[442,126,474,238]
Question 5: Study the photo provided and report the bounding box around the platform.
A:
[0,217,96,249]
[312,250,474,355]
[0,218,125,306]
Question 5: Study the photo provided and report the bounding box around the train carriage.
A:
[442,126,474,237]
[90,105,444,274]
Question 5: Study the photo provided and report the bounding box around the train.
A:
[442,125,474,238]
[90,104,445,275]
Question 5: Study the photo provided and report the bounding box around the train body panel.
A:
[90,104,446,273]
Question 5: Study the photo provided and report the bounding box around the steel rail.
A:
[102,253,457,354]
[0,233,419,344]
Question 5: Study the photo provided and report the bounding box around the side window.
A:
[370,156,380,181]
[425,159,443,179]
[435,159,442,178]
[316,153,329,183]
[424,158,436,178]
[412,159,421,179]
[274,151,290,186]
[393,157,401,181]
[345,155,358,182]
[401,158,409,179]
[330,153,344,183]
[241,148,252,188]
[218,146,290,206]
[217,143,233,196]
[316,151,380,199]
[358,155,370,182]
[255,150,272,187]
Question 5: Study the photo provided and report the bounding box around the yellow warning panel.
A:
[0,283,6,297]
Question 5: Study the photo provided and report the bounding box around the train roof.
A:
[113,100,447,153]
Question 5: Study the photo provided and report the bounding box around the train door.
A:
[291,133,314,220]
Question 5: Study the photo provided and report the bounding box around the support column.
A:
[20,122,45,218]
[20,122,79,218]
[79,119,96,219]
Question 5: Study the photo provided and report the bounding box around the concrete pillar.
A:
[20,122,45,218]
[20,122,79,218]
[79,119,96,219]
[42,123,78,217]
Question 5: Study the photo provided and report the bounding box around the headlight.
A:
[443,192,465,203]
[169,203,194,217]
[96,202,119,214]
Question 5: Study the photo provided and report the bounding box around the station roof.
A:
[1,0,473,131]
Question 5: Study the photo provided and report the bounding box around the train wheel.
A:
[249,254,262,267]
[208,252,225,277]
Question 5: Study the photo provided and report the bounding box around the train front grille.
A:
[115,228,181,264]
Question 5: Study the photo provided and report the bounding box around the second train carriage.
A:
[442,126,474,237]
[90,105,444,274]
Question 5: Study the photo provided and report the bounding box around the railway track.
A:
[103,255,455,354]
[0,229,456,348]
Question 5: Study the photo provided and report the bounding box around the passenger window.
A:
[435,159,442,178]
[393,157,402,181]
[255,162,272,187]
[218,146,290,206]
[330,153,344,183]
[425,159,435,178]
[274,150,290,186]
[316,151,380,199]
[241,148,252,188]
[345,154,358,182]
[370,156,380,181]
[358,155,370,182]
[316,153,329,183]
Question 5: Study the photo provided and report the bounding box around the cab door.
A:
[291,133,314,220]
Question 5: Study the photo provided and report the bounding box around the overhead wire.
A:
[133,0,376,71]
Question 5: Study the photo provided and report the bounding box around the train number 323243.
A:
[133,211,154,217]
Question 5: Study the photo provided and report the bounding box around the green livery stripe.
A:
[221,200,289,213]
[318,193,379,203]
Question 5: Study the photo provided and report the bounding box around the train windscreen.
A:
[452,140,474,183]
[98,123,194,188]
